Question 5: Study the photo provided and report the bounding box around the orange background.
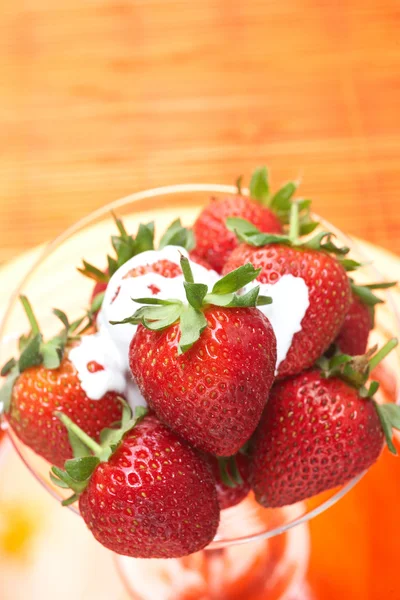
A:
[1,0,400,265]
[1,1,400,599]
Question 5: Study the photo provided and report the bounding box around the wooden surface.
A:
[1,0,400,265]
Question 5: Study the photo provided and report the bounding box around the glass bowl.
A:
[0,184,399,554]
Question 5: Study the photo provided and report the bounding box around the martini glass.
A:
[0,184,399,599]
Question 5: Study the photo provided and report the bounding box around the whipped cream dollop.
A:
[69,246,219,409]
[246,275,310,372]
[69,246,309,405]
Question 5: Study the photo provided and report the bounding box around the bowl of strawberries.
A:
[0,167,399,599]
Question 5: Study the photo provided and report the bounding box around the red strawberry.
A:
[91,279,108,303]
[8,355,122,468]
[119,259,277,457]
[80,216,196,299]
[210,454,251,510]
[130,306,276,456]
[188,250,214,270]
[224,212,352,377]
[193,195,282,273]
[192,167,316,274]
[250,341,400,507]
[53,410,220,558]
[0,297,122,468]
[335,281,396,356]
[123,259,182,280]
[335,293,371,356]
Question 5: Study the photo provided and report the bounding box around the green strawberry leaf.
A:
[211,263,261,295]
[68,427,93,458]
[319,339,398,392]
[269,181,298,214]
[78,260,108,283]
[351,283,385,306]
[89,291,105,315]
[184,282,208,310]
[302,231,349,255]
[50,466,86,492]
[64,456,100,482]
[249,166,269,205]
[180,255,195,283]
[218,457,236,488]
[19,295,41,336]
[0,367,20,413]
[41,341,63,370]
[131,297,178,306]
[351,281,397,307]
[374,403,400,455]
[228,455,243,485]
[226,217,261,236]
[49,472,70,489]
[359,380,380,398]
[61,493,79,507]
[179,305,208,353]
[134,303,182,331]
[18,334,43,373]
[364,282,397,291]
[159,219,195,252]
[341,258,362,272]
[1,358,17,377]
[107,255,119,277]
[206,287,271,308]
[99,403,147,449]
[226,218,291,247]
[134,222,155,254]
[52,308,70,331]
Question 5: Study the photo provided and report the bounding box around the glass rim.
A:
[1,182,399,550]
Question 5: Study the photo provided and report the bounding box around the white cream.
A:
[245,274,309,371]
[69,245,309,405]
[69,246,219,409]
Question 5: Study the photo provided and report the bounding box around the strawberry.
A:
[188,250,214,270]
[210,453,251,510]
[224,204,352,377]
[51,406,220,558]
[192,167,317,273]
[250,340,400,507]
[335,281,397,356]
[0,296,122,468]
[79,215,196,301]
[117,258,277,456]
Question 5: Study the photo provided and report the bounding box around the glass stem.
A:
[204,547,226,600]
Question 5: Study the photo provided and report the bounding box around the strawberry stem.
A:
[180,255,195,283]
[236,175,243,195]
[55,411,108,460]
[288,202,299,244]
[369,338,398,371]
[20,295,40,336]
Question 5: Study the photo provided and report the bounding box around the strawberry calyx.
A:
[317,338,400,454]
[110,255,272,353]
[351,280,397,305]
[218,456,244,489]
[350,279,397,327]
[78,214,195,285]
[50,400,147,506]
[246,166,318,233]
[227,202,349,257]
[0,294,104,414]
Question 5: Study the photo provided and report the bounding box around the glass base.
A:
[116,501,311,600]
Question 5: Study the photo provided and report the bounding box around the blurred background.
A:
[1,0,400,598]
[1,0,400,264]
